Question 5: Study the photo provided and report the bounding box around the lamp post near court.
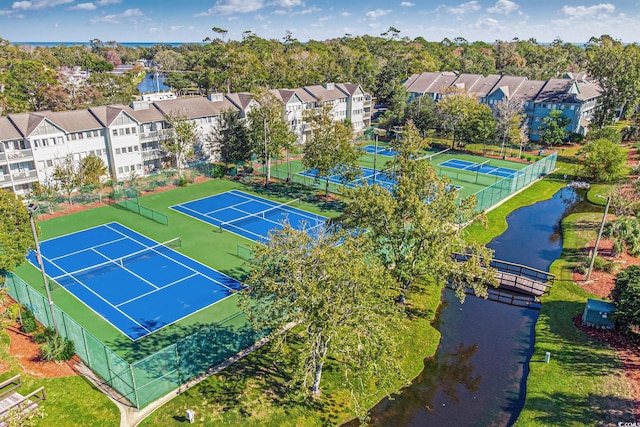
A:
[586,195,610,282]
[27,203,59,334]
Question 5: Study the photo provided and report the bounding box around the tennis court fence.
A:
[472,152,557,212]
[6,273,263,409]
[115,191,169,226]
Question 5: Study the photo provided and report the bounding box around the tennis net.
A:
[462,159,491,171]
[52,237,181,284]
[422,147,451,162]
[219,198,305,232]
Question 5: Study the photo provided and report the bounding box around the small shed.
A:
[582,298,616,329]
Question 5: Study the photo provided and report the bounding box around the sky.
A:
[0,0,639,44]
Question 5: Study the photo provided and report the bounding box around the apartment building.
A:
[0,82,372,195]
[404,72,602,141]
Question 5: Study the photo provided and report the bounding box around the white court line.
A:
[105,224,240,293]
[229,190,323,223]
[44,253,153,335]
[89,247,160,290]
[49,236,129,261]
[115,273,199,307]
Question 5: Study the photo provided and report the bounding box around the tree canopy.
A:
[577,137,626,182]
[0,190,33,278]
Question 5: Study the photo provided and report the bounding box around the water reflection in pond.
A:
[355,186,592,426]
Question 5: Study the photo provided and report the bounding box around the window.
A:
[115,148,121,154]
[33,140,40,148]
[124,165,130,172]
[119,129,125,136]
[78,133,84,139]
[112,129,118,136]
[46,159,53,167]
[71,133,77,141]
[57,137,63,144]
[131,127,137,134]
[137,164,142,170]
[118,167,123,174]
[125,128,131,135]
[128,146,133,153]
[134,146,139,151]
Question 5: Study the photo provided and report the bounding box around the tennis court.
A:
[26,222,242,340]
[170,189,327,243]
[438,158,521,178]
[360,145,397,157]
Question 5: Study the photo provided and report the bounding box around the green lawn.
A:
[0,331,120,427]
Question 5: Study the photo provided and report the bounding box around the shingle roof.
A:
[0,116,21,140]
[303,84,349,102]
[466,74,501,98]
[511,80,546,101]
[576,80,602,101]
[488,75,528,99]
[89,105,130,127]
[450,74,483,92]
[403,72,457,94]
[6,113,53,137]
[535,78,577,103]
[226,93,254,111]
[113,103,165,124]
[292,88,317,103]
[336,83,360,96]
[153,97,238,119]
[36,110,103,132]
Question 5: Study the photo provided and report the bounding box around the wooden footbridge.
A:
[452,253,555,308]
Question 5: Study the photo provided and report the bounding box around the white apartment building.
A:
[0,82,372,195]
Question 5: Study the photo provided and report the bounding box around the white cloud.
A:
[90,7,143,24]
[441,1,481,16]
[366,9,391,19]
[70,2,97,10]
[562,3,615,18]
[400,1,415,6]
[272,0,302,6]
[487,0,519,15]
[96,0,121,5]
[196,0,264,16]
[341,11,350,17]
[12,0,73,10]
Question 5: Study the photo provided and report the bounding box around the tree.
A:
[577,138,626,182]
[208,108,253,168]
[611,265,640,337]
[247,88,297,187]
[161,112,199,173]
[52,154,79,205]
[405,96,438,135]
[436,90,482,148]
[494,96,526,156]
[0,190,32,278]
[302,103,360,196]
[586,36,640,127]
[78,154,107,187]
[239,224,405,416]
[338,121,497,304]
[603,217,640,257]
[539,109,571,146]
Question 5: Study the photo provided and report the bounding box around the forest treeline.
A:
[0,30,638,126]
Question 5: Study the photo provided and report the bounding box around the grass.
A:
[0,330,120,427]
[514,212,635,426]
[138,280,443,426]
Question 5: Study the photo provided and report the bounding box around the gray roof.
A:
[450,74,483,92]
[303,84,349,102]
[153,97,238,119]
[6,113,52,137]
[488,75,528,99]
[0,116,21,140]
[37,110,103,133]
[576,80,602,101]
[403,72,457,94]
[114,104,165,124]
[89,105,131,127]
[336,83,361,96]
[466,74,501,98]
[292,88,317,104]
[226,93,254,111]
[511,80,546,102]
[535,78,578,104]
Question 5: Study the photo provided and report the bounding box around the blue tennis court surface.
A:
[361,145,397,157]
[26,222,242,340]
[170,189,327,243]
[299,166,462,193]
[438,159,521,178]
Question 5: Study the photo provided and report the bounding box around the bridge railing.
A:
[452,253,554,293]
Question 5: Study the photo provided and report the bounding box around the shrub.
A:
[592,255,616,273]
[6,303,22,321]
[175,175,188,187]
[39,333,75,361]
[33,326,56,344]
[212,163,225,178]
[611,265,640,337]
[20,308,37,334]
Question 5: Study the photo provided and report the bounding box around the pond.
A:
[355,186,594,426]
[137,73,169,94]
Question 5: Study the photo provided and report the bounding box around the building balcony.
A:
[139,129,168,143]
[1,149,34,163]
[141,148,165,160]
[10,169,38,183]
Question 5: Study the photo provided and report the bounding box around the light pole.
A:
[373,129,379,184]
[27,203,59,334]
[263,114,269,188]
[586,195,610,282]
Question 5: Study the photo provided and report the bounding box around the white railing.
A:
[5,149,33,161]
[11,170,38,182]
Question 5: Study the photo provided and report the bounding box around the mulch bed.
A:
[4,324,77,378]
[573,238,640,419]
